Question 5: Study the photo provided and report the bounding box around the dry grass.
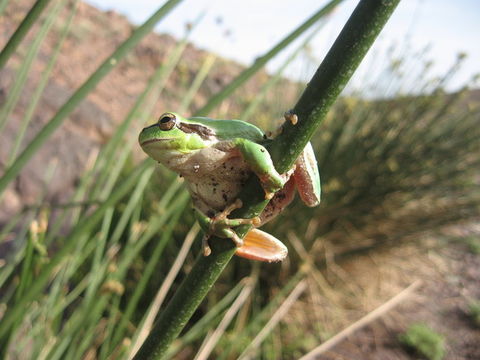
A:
[283,222,480,358]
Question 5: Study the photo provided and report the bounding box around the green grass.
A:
[399,323,446,360]
[465,237,480,255]
[1,0,479,358]
[468,300,480,327]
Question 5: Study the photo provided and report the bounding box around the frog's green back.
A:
[189,117,265,142]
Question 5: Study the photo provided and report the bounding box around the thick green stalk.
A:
[134,1,400,359]
[133,243,237,360]
[270,0,401,172]
[0,0,52,69]
[194,0,342,116]
[0,0,183,195]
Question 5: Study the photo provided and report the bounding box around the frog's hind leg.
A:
[210,199,261,228]
[202,235,212,256]
[201,227,244,257]
[199,199,261,256]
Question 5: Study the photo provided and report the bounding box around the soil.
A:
[296,226,480,360]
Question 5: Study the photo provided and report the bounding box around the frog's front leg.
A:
[231,138,285,199]
[195,199,260,256]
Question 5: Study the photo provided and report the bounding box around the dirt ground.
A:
[310,227,480,360]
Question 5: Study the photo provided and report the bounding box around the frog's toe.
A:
[227,230,244,248]
[264,191,275,200]
[202,236,212,256]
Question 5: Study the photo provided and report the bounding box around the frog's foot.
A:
[202,226,246,257]
[202,235,212,256]
[210,199,261,228]
[235,228,288,263]
[202,199,261,256]
[261,166,296,200]
[211,199,243,223]
[264,191,275,200]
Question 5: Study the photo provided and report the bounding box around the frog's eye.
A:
[158,113,177,131]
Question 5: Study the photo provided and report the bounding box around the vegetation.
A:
[0,0,478,359]
[399,323,445,360]
[468,300,480,327]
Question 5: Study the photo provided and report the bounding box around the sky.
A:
[86,0,479,93]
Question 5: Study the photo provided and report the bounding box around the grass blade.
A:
[0,0,68,133]
[0,0,183,195]
[195,0,343,116]
[0,159,152,339]
[7,0,78,164]
[178,53,216,114]
[0,0,52,69]
[0,0,9,16]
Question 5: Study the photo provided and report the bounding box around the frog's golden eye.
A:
[158,113,176,131]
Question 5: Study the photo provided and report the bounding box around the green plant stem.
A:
[0,0,52,69]
[0,0,9,17]
[133,241,237,360]
[8,0,78,164]
[0,0,183,196]
[271,0,401,172]
[0,0,67,134]
[0,160,152,339]
[194,0,343,116]
[134,1,400,359]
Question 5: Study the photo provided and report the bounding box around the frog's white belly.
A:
[172,147,251,216]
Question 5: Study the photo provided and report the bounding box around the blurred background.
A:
[0,0,479,359]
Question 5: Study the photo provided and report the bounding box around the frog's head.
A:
[139,112,215,162]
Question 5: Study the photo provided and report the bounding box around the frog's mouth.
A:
[140,138,172,147]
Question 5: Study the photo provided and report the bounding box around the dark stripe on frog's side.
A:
[178,122,216,140]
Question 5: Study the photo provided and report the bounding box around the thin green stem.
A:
[0,0,9,16]
[271,0,401,172]
[134,1,400,359]
[0,0,52,69]
[8,0,78,164]
[0,0,67,134]
[194,0,343,116]
[0,0,183,196]
[241,23,326,122]
[178,53,216,114]
[0,160,152,339]
[133,244,237,360]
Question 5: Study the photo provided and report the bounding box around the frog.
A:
[138,112,321,263]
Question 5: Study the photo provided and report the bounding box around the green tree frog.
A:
[139,112,321,263]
